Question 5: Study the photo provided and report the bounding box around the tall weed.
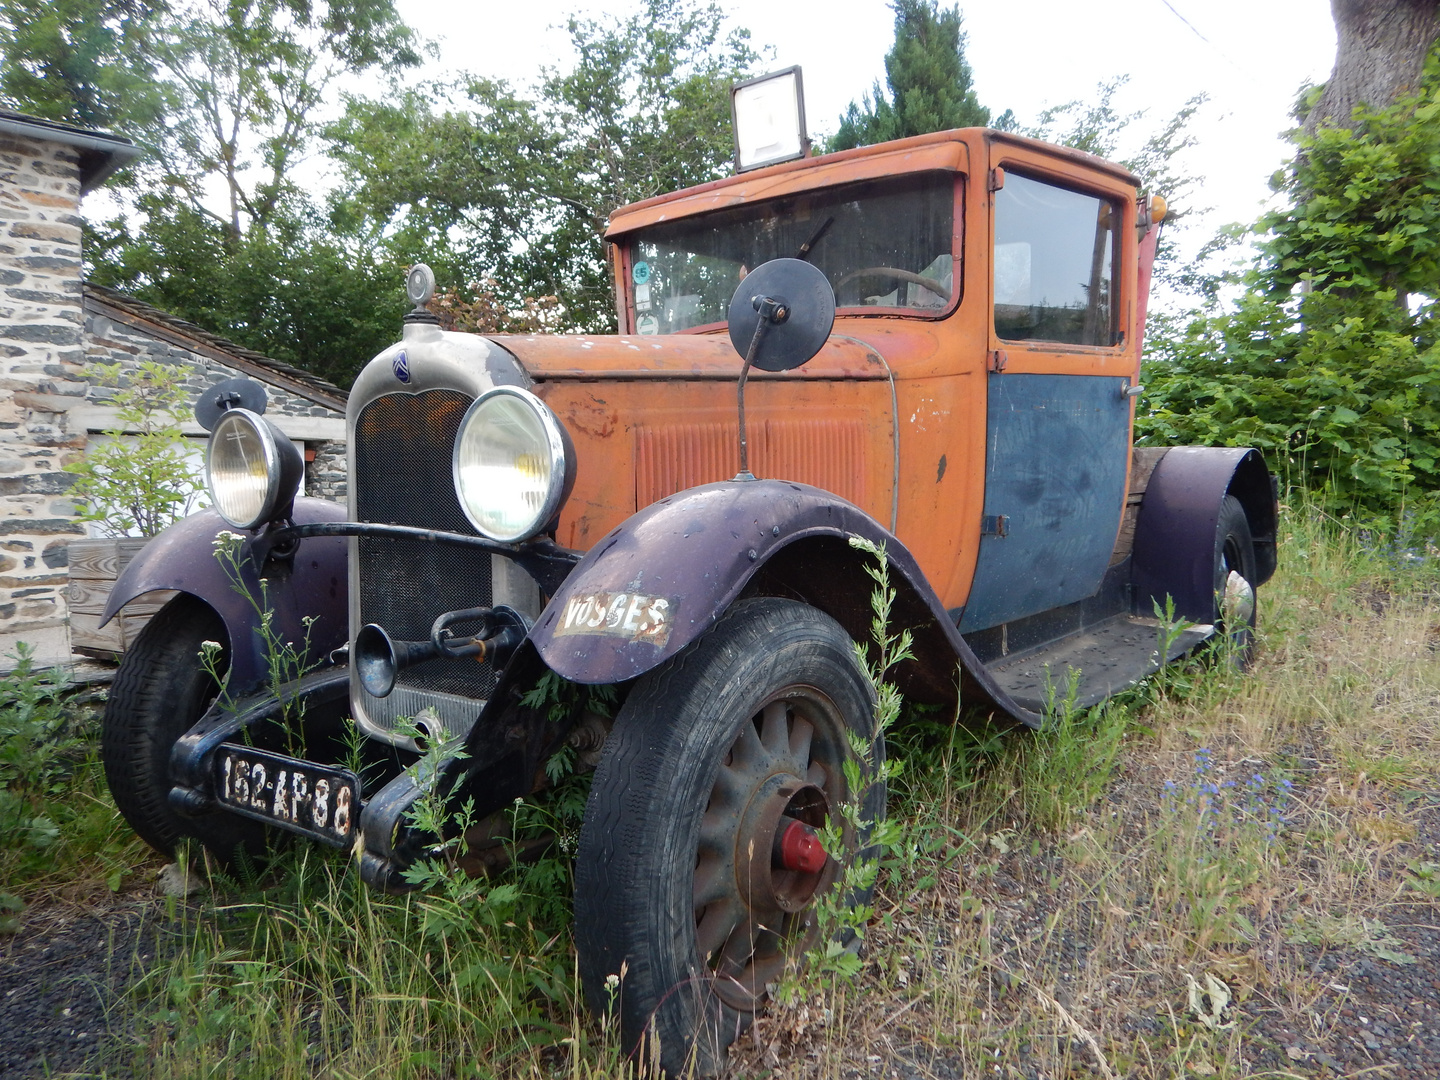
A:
[123,847,596,1079]
[0,647,144,905]
[0,644,74,853]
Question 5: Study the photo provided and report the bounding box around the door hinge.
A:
[988,349,1008,373]
[981,514,1009,538]
[988,166,1006,192]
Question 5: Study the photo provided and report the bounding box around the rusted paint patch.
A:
[554,590,673,647]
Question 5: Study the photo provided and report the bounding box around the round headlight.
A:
[205,409,302,529]
[453,387,571,542]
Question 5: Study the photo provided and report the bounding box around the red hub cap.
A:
[775,817,827,874]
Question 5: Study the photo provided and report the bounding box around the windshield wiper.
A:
[794,216,834,262]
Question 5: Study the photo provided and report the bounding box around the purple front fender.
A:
[101,498,349,692]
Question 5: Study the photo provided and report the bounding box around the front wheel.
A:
[102,593,265,862]
[574,598,884,1077]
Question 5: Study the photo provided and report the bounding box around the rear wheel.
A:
[574,598,884,1077]
[102,594,264,861]
[1213,494,1258,665]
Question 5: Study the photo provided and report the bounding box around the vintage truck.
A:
[98,97,1276,1074]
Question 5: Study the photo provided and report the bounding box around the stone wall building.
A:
[80,283,348,494]
[0,111,349,665]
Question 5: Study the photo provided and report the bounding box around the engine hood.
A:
[488,331,889,381]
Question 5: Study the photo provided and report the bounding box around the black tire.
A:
[574,598,884,1077]
[1213,494,1259,665]
[102,593,264,860]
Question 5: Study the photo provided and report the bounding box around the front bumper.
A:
[167,645,568,891]
[172,519,581,891]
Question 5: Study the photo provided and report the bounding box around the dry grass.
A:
[736,507,1440,1079]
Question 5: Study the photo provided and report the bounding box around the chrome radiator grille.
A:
[353,389,496,732]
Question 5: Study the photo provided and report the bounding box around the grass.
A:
[5,499,1439,1078]
[0,652,150,913]
[740,502,1440,1078]
[112,849,595,1079]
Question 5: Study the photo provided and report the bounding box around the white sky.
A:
[395,0,1337,266]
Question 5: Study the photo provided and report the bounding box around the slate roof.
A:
[84,283,349,411]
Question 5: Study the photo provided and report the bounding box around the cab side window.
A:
[993,171,1118,346]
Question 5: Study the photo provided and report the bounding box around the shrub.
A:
[63,360,200,537]
[1141,49,1440,535]
[0,644,74,854]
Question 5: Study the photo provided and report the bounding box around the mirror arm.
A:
[735,295,789,481]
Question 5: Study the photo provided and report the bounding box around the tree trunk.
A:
[1304,0,1440,133]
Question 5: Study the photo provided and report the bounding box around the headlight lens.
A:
[205,409,300,529]
[453,387,570,542]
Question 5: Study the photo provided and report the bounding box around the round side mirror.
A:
[726,258,835,372]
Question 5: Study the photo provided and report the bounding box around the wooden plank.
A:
[120,593,174,618]
[70,609,124,655]
[119,611,160,651]
[67,538,169,658]
[73,603,171,656]
[1110,447,1172,566]
[1129,447,1169,497]
[73,646,123,661]
[67,579,173,615]
[67,537,150,580]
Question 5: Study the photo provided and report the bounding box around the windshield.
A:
[624,172,958,334]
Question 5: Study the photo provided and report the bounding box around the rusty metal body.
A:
[103,125,1276,892]
[523,131,1148,615]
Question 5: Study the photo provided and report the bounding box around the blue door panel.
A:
[957,373,1129,631]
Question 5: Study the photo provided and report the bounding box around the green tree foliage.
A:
[141,0,418,239]
[3,0,756,379]
[1018,78,1212,301]
[327,0,756,333]
[1141,52,1440,533]
[830,0,1001,152]
[0,0,163,128]
[88,201,404,389]
[12,0,423,386]
[62,360,199,537]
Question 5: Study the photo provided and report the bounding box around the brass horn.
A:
[353,606,530,699]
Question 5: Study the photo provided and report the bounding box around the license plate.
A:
[215,744,360,847]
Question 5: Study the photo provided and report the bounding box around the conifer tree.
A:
[830,0,1003,151]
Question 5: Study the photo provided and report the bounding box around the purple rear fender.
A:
[529,478,1044,726]
[1131,447,1276,624]
[101,498,349,692]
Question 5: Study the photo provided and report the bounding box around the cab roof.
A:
[604,127,1140,240]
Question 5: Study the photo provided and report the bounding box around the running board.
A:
[983,614,1213,716]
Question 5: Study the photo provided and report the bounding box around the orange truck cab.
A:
[99,95,1276,1076]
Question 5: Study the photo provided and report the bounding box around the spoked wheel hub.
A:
[694,690,847,1011]
[737,776,829,912]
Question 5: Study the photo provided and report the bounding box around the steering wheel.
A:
[833,266,952,302]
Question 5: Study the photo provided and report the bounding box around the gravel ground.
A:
[1247,912,1440,1079]
[3,806,1438,1079]
[0,897,156,1080]
[1240,800,1440,1080]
